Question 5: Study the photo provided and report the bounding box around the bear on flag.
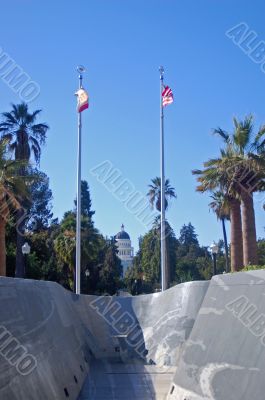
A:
[75,88,89,112]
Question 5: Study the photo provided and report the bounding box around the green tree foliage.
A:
[6,179,123,294]
[27,169,53,231]
[179,223,199,247]
[126,220,177,291]
[0,102,49,278]
[176,224,204,282]
[125,222,230,293]
[258,239,265,266]
[193,115,265,270]
[0,139,29,276]
[74,180,95,219]
[147,177,176,211]
[96,239,123,295]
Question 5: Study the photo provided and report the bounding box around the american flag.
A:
[162,85,173,107]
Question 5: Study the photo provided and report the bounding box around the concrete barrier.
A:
[77,281,209,365]
[3,271,265,399]
[168,270,265,400]
[0,278,93,400]
[0,277,209,399]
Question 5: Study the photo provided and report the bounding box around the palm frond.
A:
[212,127,230,143]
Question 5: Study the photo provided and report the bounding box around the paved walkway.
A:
[78,360,175,400]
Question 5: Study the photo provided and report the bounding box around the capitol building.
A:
[115,224,134,276]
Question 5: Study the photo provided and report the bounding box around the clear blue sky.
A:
[0,0,265,250]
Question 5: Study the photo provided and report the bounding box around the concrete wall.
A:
[0,277,209,400]
[0,278,93,400]
[2,271,265,400]
[77,281,209,365]
[168,270,265,400]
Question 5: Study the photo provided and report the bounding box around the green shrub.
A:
[241,265,265,271]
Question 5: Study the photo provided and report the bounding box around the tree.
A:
[54,180,115,293]
[193,149,244,271]
[179,223,199,247]
[0,140,28,275]
[131,220,178,290]
[27,169,53,231]
[257,238,265,266]
[74,180,95,219]
[176,224,204,282]
[193,116,265,270]
[25,220,62,283]
[97,239,122,295]
[147,177,176,289]
[209,191,230,272]
[54,211,78,290]
[147,177,176,211]
[140,228,161,284]
[0,103,49,277]
[212,117,265,266]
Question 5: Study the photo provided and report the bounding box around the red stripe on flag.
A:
[79,103,89,113]
[162,85,173,107]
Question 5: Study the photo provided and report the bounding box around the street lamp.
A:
[22,242,31,277]
[22,242,31,255]
[209,241,219,276]
[85,269,90,294]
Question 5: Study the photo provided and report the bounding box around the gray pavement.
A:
[78,360,176,400]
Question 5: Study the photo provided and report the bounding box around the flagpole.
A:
[75,65,84,295]
[159,66,166,292]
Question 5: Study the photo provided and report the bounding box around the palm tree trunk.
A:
[221,218,229,272]
[0,216,6,276]
[230,199,243,271]
[15,208,26,278]
[241,191,258,266]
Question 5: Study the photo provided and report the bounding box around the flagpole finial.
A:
[159,66,164,80]
[77,65,86,74]
[77,65,86,89]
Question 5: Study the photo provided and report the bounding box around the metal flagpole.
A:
[75,65,84,295]
[159,66,166,292]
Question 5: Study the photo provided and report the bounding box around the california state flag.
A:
[75,88,89,112]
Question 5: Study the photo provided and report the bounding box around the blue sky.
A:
[0,0,265,250]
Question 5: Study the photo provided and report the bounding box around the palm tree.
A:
[147,177,176,211]
[193,116,265,270]
[0,103,49,163]
[213,116,265,266]
[0,140,28,276]
[147,177,176,289]
[209,191,230,272]
[0,103,48,277]
[193,149,244,271]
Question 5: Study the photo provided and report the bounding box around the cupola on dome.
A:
[115,224,130,240]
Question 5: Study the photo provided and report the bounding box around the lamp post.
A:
[22,242,31,277]
[85,269,90,294]
[210,241,219,276]
[134,279,139,295]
